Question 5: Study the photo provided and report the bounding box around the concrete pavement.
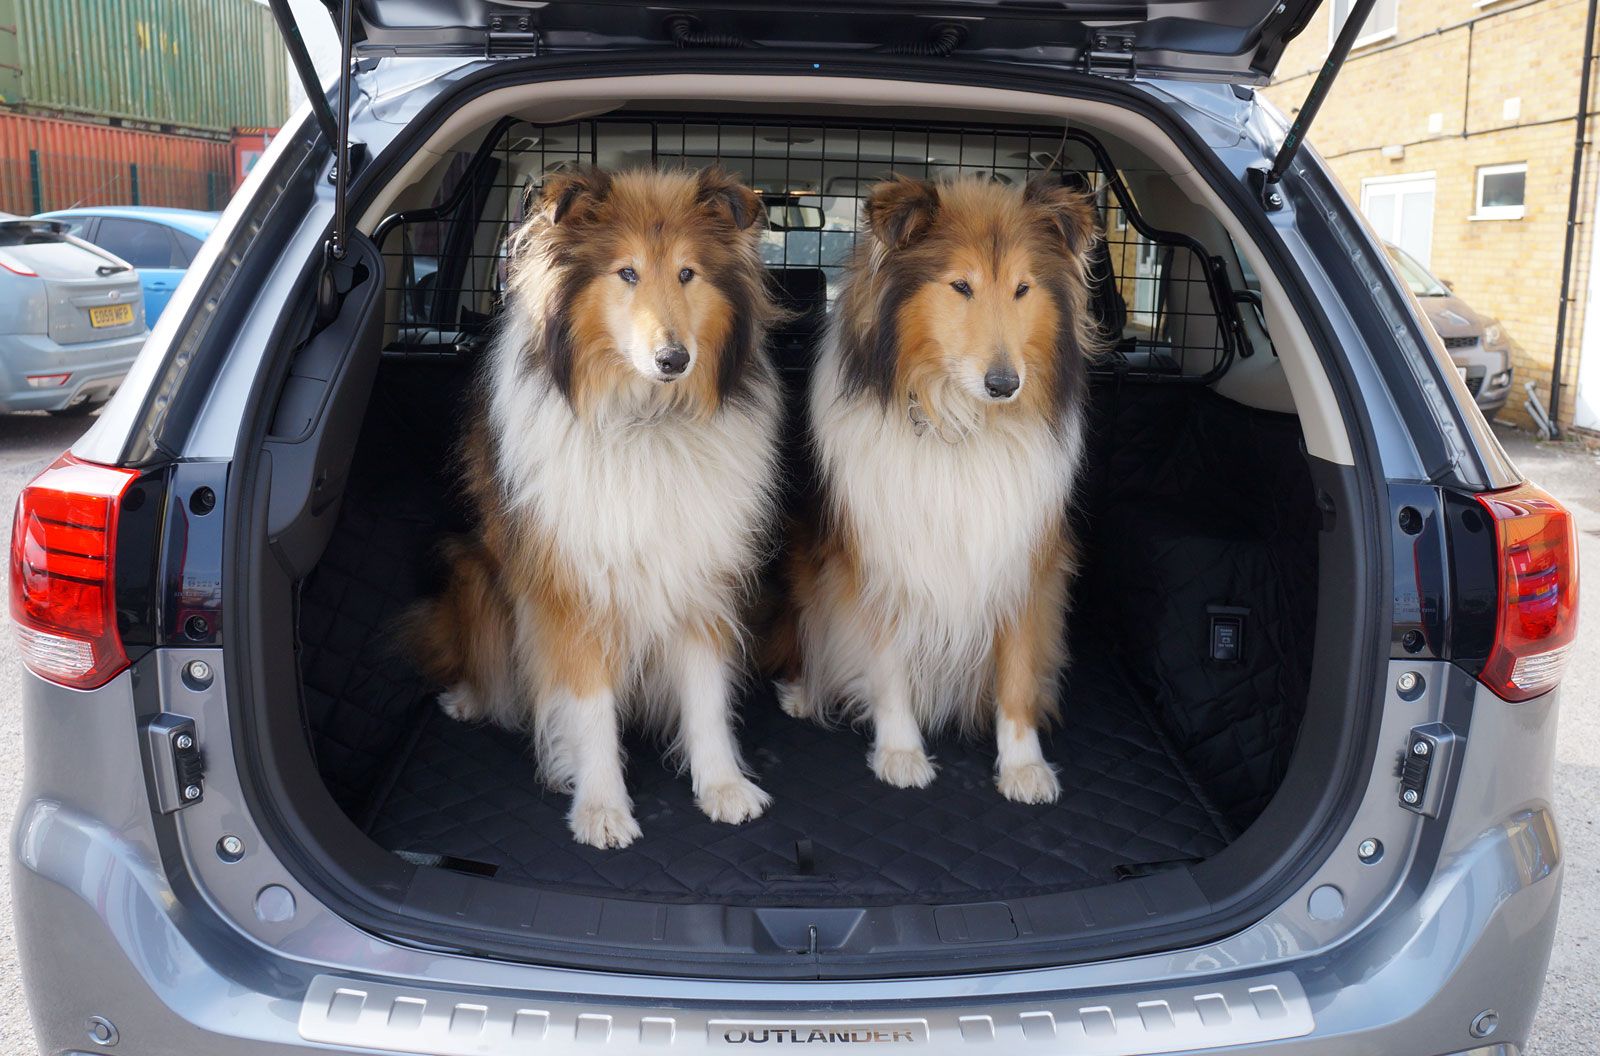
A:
[0,415,1592,1052]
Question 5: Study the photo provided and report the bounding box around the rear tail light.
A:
[25,373,71,389]
[1476,481,1579,702]
[10,454,138,690]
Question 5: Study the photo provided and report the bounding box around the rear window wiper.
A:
[96,263,129,276]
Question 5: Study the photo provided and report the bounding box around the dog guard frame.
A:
[372,115,1255,383]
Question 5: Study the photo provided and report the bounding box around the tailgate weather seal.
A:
[299,972,1314,1053]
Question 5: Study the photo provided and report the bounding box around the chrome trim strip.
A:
[300,971,1313,1052]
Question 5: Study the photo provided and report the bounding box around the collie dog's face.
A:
[842,175,1102,426]
[509,166,774,413]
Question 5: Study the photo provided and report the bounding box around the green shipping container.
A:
[0,0,289,134]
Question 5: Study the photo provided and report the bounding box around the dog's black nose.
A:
[655,345,690,376]
[984,365,1020,399]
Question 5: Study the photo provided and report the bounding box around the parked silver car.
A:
[9,2,1575,1055]
[1387,242,1514,417]
[0,214,144,415]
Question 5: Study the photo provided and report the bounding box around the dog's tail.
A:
[398,535,517,722]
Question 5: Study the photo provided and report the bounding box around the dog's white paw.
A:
[438,685,480,722]
[776,680,815,721]
[569,801,642,849]
[996,761,1061,804]
[697,778,772,824]
[872,747,937,789]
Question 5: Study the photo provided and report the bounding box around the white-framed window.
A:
[1473,162,1527,221]
[1330,0,1398,48]
[1361,171,1436,266]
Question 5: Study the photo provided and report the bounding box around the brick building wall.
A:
[1263,0,1600,432]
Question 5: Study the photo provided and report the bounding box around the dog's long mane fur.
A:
[787,174,1104,736]
[410,166,785,780]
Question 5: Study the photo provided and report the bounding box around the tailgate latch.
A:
[1399,722,1458,818]
[144,714,205,813]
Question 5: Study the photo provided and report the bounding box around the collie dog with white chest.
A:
[778,174,1101,804]
[408,166,784,848]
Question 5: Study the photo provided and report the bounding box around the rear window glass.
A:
[95,218,181,269]
[0,223,69,247]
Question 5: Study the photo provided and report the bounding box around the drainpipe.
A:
[1549,0,1600,438]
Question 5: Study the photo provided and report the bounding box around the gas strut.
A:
[266,0,340,151]
[329,0,355,261]
[1257,0,1379,209]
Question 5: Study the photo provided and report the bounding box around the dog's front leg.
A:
[991,547,1067,804]
[668,629,772,824]
[867,646,936,788]
[553,684,640,848]
[521,603,640,849]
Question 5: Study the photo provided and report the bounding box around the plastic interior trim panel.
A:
[221,62,1389,979]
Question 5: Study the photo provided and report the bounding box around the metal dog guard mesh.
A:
[375,116,1249,382]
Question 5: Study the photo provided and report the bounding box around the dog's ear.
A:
[865,176,940,250]
[696,166,763,230]
[540,166,612,225]
[1024,177,1099,257]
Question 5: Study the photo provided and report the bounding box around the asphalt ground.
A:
[0,414,1592,1053]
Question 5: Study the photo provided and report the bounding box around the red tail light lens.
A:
[1476,481,1579,702]
[10,454,138,690]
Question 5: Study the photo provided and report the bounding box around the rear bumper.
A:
[11,793,1560,1055]
[0,331,143,412]
[10,658,1565,1056]
[1449,346,1513,416]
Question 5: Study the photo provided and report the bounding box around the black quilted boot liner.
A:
[297,364,1315,906]
[362,653,1234,904]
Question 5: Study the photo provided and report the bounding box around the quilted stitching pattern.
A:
[298,365,474,813]
[366,656,1229,904]
[1078,386,1318,829]
[298,366,1316,901]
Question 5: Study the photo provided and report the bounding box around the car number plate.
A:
[89,303,134,328]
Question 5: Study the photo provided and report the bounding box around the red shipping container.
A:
[230,127,278,190]
[0,110,233,216]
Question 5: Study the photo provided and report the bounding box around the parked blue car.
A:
[32,206,219,324]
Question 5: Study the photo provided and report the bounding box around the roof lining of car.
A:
[353,74,1352,467]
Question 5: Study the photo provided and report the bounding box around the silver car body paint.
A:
[0,226,145,412]
[11,68,1562,1056]
[12,646,1560,1054]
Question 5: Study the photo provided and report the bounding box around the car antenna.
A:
[1254,0,1378,210]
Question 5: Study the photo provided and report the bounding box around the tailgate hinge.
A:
[487,10,540,57]
[1082,30,1137,78]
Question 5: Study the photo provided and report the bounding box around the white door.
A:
[1361,173,1436,267]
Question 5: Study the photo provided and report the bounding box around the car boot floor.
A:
[360,655,1238,905]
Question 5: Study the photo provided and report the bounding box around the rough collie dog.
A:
[409,166,784,848]
[778,174,1100,804]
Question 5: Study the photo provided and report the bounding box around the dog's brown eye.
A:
[679,268,694,284]
[618,267,639,285]
[951,280,973,298]
[1015,283,1030,299]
